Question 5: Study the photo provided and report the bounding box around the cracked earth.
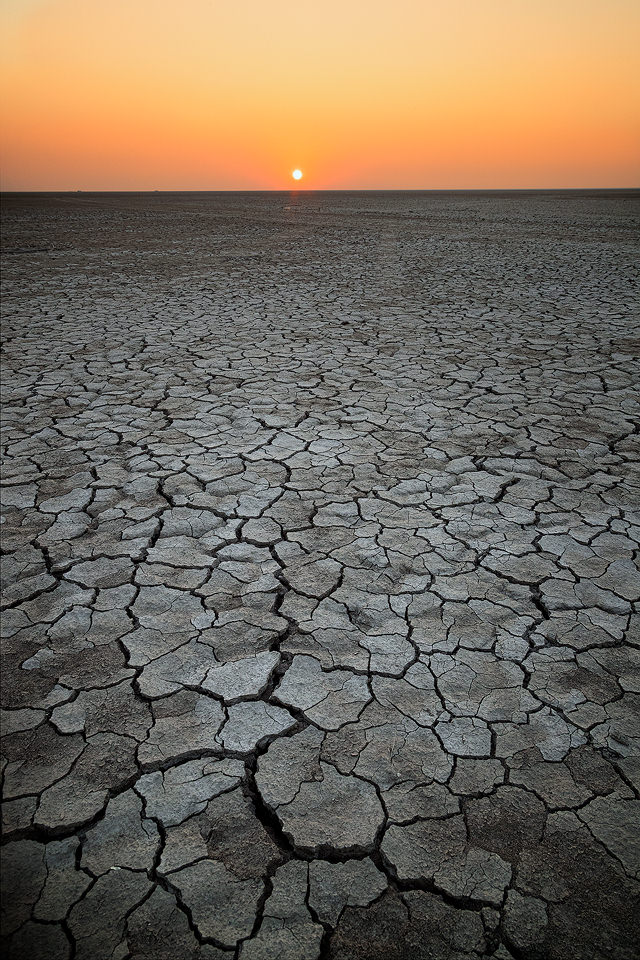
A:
[1,190,639,960]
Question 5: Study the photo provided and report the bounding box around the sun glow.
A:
[1,1,638,189]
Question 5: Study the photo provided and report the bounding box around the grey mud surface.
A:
[1,190,639,960]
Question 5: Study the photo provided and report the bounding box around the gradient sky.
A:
[1,0,639,190]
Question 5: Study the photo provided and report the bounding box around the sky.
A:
[1,0,639,190]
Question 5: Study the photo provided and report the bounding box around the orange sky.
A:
[1,0,639,190]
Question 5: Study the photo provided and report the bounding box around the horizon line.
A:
[2,186,639,195]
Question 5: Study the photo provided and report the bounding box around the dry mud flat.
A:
[1,190,639,959]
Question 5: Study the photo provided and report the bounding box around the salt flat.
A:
[1,190,639,960]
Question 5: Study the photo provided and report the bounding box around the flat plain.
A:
[1,190,639,960]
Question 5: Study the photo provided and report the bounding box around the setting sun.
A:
[292,169,303,181]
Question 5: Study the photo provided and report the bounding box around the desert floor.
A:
[1,190,639,959]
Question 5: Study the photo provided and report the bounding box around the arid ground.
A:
[1,190,639,960]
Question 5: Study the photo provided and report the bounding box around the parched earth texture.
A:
[1,190,639,960]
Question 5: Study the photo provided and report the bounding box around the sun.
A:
[292,169,303,181]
